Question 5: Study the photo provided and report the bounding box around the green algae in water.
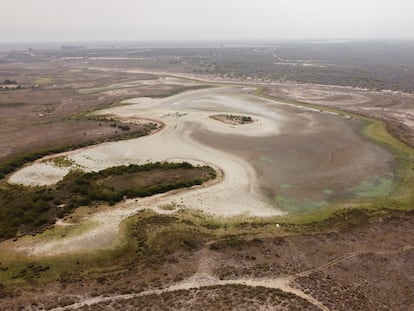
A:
[275,195,328,213]
[257,156,273,164]
[354,176,393,198]
[280,184,292,189]
[322,189,334,195]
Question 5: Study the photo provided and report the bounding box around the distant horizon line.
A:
[1,37,414,44]
[1,38,413,52]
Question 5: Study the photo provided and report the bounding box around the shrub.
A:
[0,161,216,240]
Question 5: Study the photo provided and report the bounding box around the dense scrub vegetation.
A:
[0,162,216,241]
[2,80,17,85]
[130,213,212,266]
[141,42,414,92]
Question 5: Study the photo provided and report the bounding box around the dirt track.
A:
[1,50,413,311]
[49,243,413,311]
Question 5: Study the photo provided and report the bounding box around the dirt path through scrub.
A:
[50,244,413,311]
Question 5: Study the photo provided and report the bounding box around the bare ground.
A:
[1,57,413,311]
[5,85,395,257]
[0,61,206,161]
[263,83,414,148]
[1,211,413,310]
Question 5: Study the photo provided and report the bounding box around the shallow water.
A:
[10,86,395,214]
[191,95,394,212]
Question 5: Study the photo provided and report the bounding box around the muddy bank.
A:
[194,102,394,212]
[6,86,395,256]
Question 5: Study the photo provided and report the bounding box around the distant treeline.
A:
[144,43,414,92]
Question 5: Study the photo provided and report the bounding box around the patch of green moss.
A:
[274,195,328,213]
[354,176,393,198]
[322,189,334,195]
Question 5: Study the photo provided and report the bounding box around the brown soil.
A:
[0,61,205,162]
[1,211,412,310]
[0,54,413,311]
[70,286,319,311]
[100,167,214,191]
[263,83,414,148]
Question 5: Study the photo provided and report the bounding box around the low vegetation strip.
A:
[210,114,253,125]
[0,162,216,241]
[0,123,159,180]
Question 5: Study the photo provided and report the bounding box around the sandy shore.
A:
[10,87,282,219]
[8,162,70,186]
[8,85,394,256]
[11,86,287,256]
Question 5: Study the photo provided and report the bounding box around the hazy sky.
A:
[1,0,413,42]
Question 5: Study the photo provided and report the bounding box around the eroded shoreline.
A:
[6,85,396,256]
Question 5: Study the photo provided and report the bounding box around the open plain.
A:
[5,85,396,256]
[0,44,413,310]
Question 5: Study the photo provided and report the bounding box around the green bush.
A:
[0,162,216,240]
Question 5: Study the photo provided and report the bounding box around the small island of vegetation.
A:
[210,114,254,125]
